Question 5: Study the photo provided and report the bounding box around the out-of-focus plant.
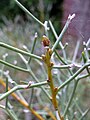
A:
[0,0,63,22]
[0,0,90,120]
[0,0,63,35]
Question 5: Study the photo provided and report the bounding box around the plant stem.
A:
[49,20,58,39]
[54,50,73,75]
[0,42,42,60]
[53,64,73,69]
[49,20,67,60]
[0,79,47,120]
[52,14,75,51]
[0,59,29,72]
[6,108,18,120]
[0,81,47,101]
[28,68,51,100]
[79,109,90,120]
[57,62,90,91]
[5,78,8,108]
[63,73,90,118]
[28,33,37,64]
[14,0,44,27]
[63,80,78,117]
[43,48,63,119]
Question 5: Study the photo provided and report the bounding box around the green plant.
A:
[0,0,90,120]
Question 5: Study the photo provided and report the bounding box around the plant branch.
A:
[0,42,42,60]
[57,62,90,91]
[14,0,44,27]
[42,45,63,119]
[0,79,47,120]
[0,81,47,101]
[0,59,29,72]
[28,33,37,64]
[79,108,90,120]
[63,80,78,117]
[52,14,75,51]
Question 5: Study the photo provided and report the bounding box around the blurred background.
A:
[0,0,90,40]
[0,0,90,119]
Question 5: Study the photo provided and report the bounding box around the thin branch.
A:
[63,80,78,117]
[52,14,75,51]
[0,42,42,60]
[14,0,44,27]
[53,64,73,69]
[28,32,38,64]
[57,62,90,91]
[79,108,90,120]
[0,59,29,72]
[5,78,8,108]
[0,81,47,101]
[0,79,45,120]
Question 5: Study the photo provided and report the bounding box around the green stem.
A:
[6,78,8,108]
[0,105,18,120]
[79,109,90,120]
[0,105,8,114]
[0,42,42,60]
[53,64,72,69]
[73,99,83,115]
[49,20,58,39]
[6,108,19,120]
[28,33,37,64]
[0,81,47,101]
[78,74,90,80]
[28,68,51,100]
[57,62,90,91]
[12,82,28,103]
[0,59,29,72]
[55,50,73,75]
[52,14,75,51]
[49,20,67,60]
[63,73,90,118]
[63,80,78,117]
[14,0,44,27]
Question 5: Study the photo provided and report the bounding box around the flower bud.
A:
[42,35,50,47]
